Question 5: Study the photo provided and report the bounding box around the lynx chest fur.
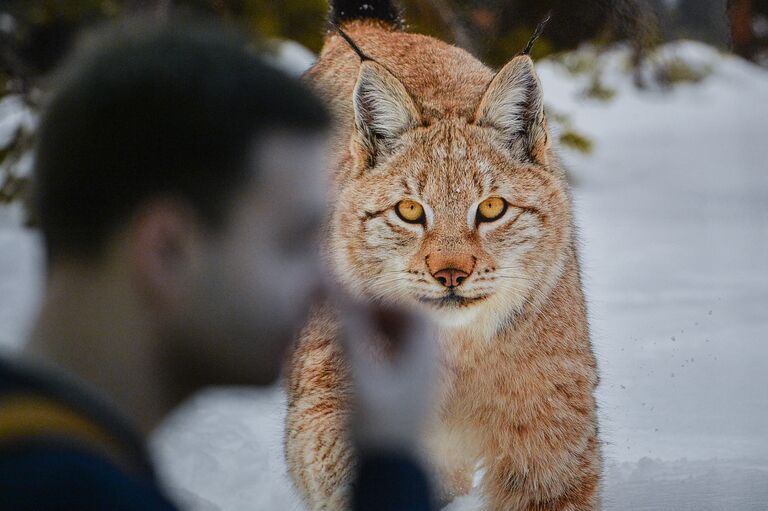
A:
[285,3,601,510]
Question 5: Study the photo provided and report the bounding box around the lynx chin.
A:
[285,1,602,509]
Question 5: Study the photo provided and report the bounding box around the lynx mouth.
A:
[418,293,489,308]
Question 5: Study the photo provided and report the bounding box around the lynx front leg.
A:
[285,308,355,510]
[481,433,601,511]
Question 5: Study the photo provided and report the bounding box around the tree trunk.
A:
[728,0,756,58]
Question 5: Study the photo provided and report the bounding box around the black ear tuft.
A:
[330,0,404,28]
[332,23,372,62]
[522,12,552,56]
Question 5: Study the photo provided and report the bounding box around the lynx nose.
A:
[432,268,469,288]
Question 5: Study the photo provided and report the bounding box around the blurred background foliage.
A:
[1,0,768,208]
[4,1,767,75]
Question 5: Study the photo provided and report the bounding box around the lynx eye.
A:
[477,197,508,223]
[396,200,425,224]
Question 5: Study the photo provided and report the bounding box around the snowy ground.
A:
[1,41,766,509]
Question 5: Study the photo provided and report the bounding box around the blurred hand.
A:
[334,293,438,454]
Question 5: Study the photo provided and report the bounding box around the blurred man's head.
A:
[33,20,329,386]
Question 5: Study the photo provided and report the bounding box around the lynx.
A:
[285,1,601,509]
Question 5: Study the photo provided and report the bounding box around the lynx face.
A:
[329,56,572,328]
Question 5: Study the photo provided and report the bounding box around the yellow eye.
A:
[477,197,507,223]
[396,200,425,224]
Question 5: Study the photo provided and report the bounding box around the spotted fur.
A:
[285,13,601,511]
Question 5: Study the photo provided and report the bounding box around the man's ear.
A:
[353,60,420,168]
[475,55,550,164]
[130,200,202,317]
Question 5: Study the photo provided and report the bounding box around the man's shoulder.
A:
[0,357,177,510]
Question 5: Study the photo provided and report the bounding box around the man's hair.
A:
[33,20,329,262]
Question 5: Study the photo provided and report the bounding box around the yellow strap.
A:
[0,394,124,464]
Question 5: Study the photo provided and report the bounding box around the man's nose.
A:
[432,268,469,288]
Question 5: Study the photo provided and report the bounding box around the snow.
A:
[1,40,767,509]
[266,40,317,77]
[537,41,768,465]
[0,95,28,150]
[0,224,40,355]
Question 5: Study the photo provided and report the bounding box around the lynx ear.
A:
[353,60,420,166]
[475,55,549,163]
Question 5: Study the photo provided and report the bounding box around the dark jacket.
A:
[0,357,176,510]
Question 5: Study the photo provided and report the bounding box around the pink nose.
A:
[432,268,469,288]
